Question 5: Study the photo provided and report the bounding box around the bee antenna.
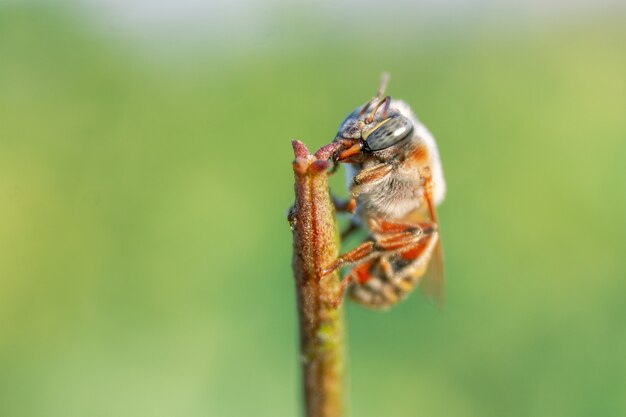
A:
[365,95,391,124]
[360,72,391,116]
[376,72,390,98]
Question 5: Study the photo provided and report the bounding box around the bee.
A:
[321,74,446,309]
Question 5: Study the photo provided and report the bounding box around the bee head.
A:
[332,73,416,163]
[334,99,415,163]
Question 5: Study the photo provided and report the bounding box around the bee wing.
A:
[419,175,445,308]
[420,236,444,308]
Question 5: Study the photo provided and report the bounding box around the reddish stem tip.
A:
[292,140,310,159]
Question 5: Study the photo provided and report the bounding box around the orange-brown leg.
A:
[329,270,354,308]
[371,224,437,290]
[332,195,356,214]
[419,166,438,222]
[349,163,393,198]
[329,259,377,308]
[320,241,376,276]
[321,220,435,276]
[392,229,439,283]
[352,163,393,186]
[322,218,437,305]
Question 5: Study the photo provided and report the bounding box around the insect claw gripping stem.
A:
[320,240,376,279]
[318,261,342,279]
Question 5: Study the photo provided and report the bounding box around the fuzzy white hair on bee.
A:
[389,99,446,206]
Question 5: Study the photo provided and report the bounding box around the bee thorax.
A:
[355,168,422,219]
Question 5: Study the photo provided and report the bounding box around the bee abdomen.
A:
[348,273,417,309]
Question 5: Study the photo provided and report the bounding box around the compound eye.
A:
[363,115,414,151]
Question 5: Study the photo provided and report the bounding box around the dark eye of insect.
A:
[363,115,414,151]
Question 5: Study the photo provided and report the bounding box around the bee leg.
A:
[319,241,376,277]
[419,166,438,222]
[379,256,395,279]
[349,163,393,199]
[332,195,356,214]
[329,272,354,308]
[351,163,393,192]
[390,229,439,286]
[372,221,436,252]
[368,218,438,279]
[375,229,424,250]
[330,259,377,307]
[320,220,431,277]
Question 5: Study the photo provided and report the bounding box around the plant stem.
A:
[290,140,345,417]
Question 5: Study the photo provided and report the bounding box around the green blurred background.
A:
[1,1,626,416]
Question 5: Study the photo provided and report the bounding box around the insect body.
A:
[321,75,446,309]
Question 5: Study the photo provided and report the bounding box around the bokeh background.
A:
[1,1,626,416]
